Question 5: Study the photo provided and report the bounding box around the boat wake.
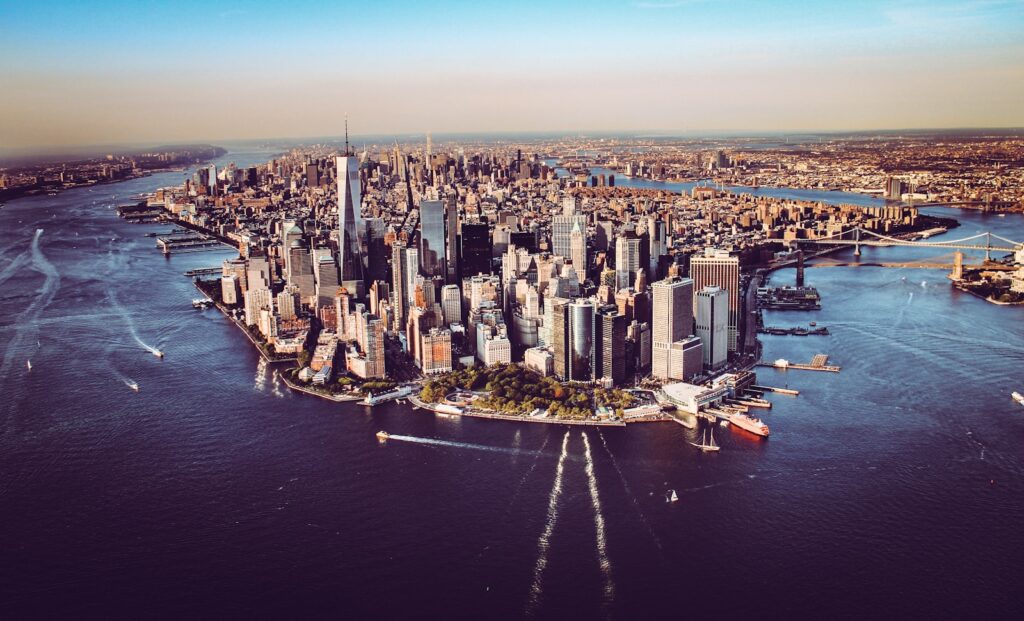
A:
[106,288,162,357]
[383,434,545,458]
[0,251,29,288]
[0,229,62,427]
[527,431,570,612]
[254,358,268,392]
[582,431,615,604]
[598,430,663,554]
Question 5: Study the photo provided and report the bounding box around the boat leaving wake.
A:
[106,288,162,357]
[383,434,545,458]
[527,431,571,612]
[582,431,615,604]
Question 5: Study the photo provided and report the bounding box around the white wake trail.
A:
[582,431,615,605]
[106,288,160,356]
[384,434,545,458]
[527,431,570,612]
[0,229,62,426]
[598,430,663,554]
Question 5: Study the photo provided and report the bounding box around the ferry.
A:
[1012,392,1024,406]
[376,431,390,443]
[361,385,412,406]
[191,298,213,309]
[728,413,770,437]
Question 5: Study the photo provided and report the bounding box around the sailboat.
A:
[666,489,679,503]
[690,426,721,452]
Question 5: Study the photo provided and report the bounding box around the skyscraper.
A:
[651,276,694,381]
[689,249,740,351]
[460,222,492,277]
[569,219,587,281]
[445,196,459,284]
[696,286,728,369]
[595,305,626,386]
[418,199,446,278]
[615,232,642,291]
[336,152,364,296]
[440,284,461,326]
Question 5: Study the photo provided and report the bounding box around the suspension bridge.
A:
[799,226,1022,261]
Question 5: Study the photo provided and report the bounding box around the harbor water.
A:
[1,149,1023,619]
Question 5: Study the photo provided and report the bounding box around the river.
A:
[1,149,1022,619]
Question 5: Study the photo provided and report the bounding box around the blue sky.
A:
[1,0,1022,151]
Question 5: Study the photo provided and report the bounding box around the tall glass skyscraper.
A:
[336,154,364,295]
[418,199,446,278]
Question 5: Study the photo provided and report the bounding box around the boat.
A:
[1012,392,1024,406]
[690,427,721,452]
[26,360,32,370]
[728,413,770,437]
[719,419,730,428]
[128,381,140,392]
[153,349,164,359]
[376,431,390,443]
[666,489,679,503]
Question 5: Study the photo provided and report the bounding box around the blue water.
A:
[1,150,1022,619]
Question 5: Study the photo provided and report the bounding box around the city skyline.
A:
[2,0,1023,153]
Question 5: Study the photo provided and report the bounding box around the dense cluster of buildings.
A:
[139,134,967,388]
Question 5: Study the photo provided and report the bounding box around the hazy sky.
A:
[1,0,1023,153]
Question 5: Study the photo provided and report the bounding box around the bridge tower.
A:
[796,250,805,287]
[985,232,992,262]
[951,251,964,281]
[853,227,861,257]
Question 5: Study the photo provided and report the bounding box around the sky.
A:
[1,0,1023,153]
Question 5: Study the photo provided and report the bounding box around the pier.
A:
[157,232,225,255]
[756,354,841,373]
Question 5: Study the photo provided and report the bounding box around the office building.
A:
[689,249,740,351]
[696,286,729,369]
[651,276,695,381]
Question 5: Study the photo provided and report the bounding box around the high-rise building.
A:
[595,305,626,386]
[440,284,461,326]
[651,276,695,381]
[696,286,728,369]
[313,249,340,310]
[689,249,740,351]
[364,217,389,283]
[221,275,240,306]
[286,242,316,305]
[336,154,364,295]
[419,199,446,278]
[460,222,492,277]
[567,300,595,382]
[615,232,642,291]
[552,205,587,260]
[420,328,453,375]
[445,196,459,284]
[569,219,587,281]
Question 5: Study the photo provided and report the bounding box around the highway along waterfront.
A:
[1,149,1023,618]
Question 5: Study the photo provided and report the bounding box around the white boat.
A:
[666,489,679,503]
[376,430,390,443]
[153,349,164,359]
[26,360,32,370]
[1013,392,1024,406]
[128,381,140,392]
[690,427,721,452]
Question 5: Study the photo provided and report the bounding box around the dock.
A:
[752,384,800,396]
[756,353,841,373]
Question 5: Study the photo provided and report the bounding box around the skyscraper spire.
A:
[344,114,351,156]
